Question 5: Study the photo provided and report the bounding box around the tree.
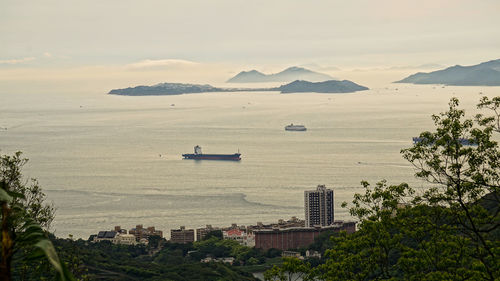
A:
[147,235,163,249]
[203,230,223,240]
[320,181,490,280]
[477,96,500,133]
[264,97,500,280]
[0,152,74,280]
[0,152,55,230]
[264,257,311,281]
[401,97,499,279]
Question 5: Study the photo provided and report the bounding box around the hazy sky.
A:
[1,0,499,93]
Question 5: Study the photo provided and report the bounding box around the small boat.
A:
[285,124,307,131]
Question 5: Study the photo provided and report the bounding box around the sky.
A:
[1,0,499,93]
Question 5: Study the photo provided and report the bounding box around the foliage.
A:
[147,235,162,249]
[264,257,311,281]
[191,234,266,265]
[203,230,223,240]
[265,97,500,280]
[0,152,74,280]
[477,96,500,133]
[0,152,55,230]
[45,237,259,281]
[401,97,499,279]
[265,248,282,258]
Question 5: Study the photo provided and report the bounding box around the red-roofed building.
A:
[223,229,255,247]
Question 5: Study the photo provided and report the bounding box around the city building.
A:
[305,250,322,259]
[223,229,255,247]
[304,185,334,227]
[114,226,127,234]
[246,217,305,233]
[114,234,137,245]
[254,221,356,250]
[91,225,163,245]
[93,231,117,243]
[170,226,195,244]
[282,251,304,260]
[221,223,247,232]
[196,224,220,241]
[129,224,163,241]
[92,231,138,245]
[201,257,235,265]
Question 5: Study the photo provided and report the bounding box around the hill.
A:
[277,80,368,93]
[395,59,500,86]
[227,66,334,83]
[108,82,223,96]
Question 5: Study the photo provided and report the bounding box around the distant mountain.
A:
[395,59,500,86]
[108,82,223,96]
[227,70,267,83]
[277,80,368,94]
[227,66,334,83]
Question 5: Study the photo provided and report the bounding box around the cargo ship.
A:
[285,123,307,131]
[412,137,476,146]
[182,145,241,161]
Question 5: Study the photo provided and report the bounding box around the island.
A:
[277,80,368,94]
[395,59,500,86]
[227,66,334,83]
[108,83,224,96]
[108,80,369,96]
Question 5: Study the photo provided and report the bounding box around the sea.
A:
[1,83,498,239]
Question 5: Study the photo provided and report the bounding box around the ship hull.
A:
[412,137,476,146]
[285,124,307,131]
[182,153,241,161]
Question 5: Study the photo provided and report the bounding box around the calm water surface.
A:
[1,84,498,238]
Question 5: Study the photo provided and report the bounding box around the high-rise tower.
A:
[304,185,334,227]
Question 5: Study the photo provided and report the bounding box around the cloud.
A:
[125,59,199,70]
[0,57,36,65]
[43,52,53,58]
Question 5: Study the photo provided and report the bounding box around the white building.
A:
[116,234,138,245]
[93,231,138,245]
[223,229,255,247]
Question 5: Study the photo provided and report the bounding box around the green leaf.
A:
[16,232,45,243]
[35,239,75,281]
[7,190,26,199]
[34,239,75,281]
[0,188,12,202]
[34,239,62,272]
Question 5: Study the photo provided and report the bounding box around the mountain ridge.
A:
[227,66,334,83]
[395,59,500,86]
